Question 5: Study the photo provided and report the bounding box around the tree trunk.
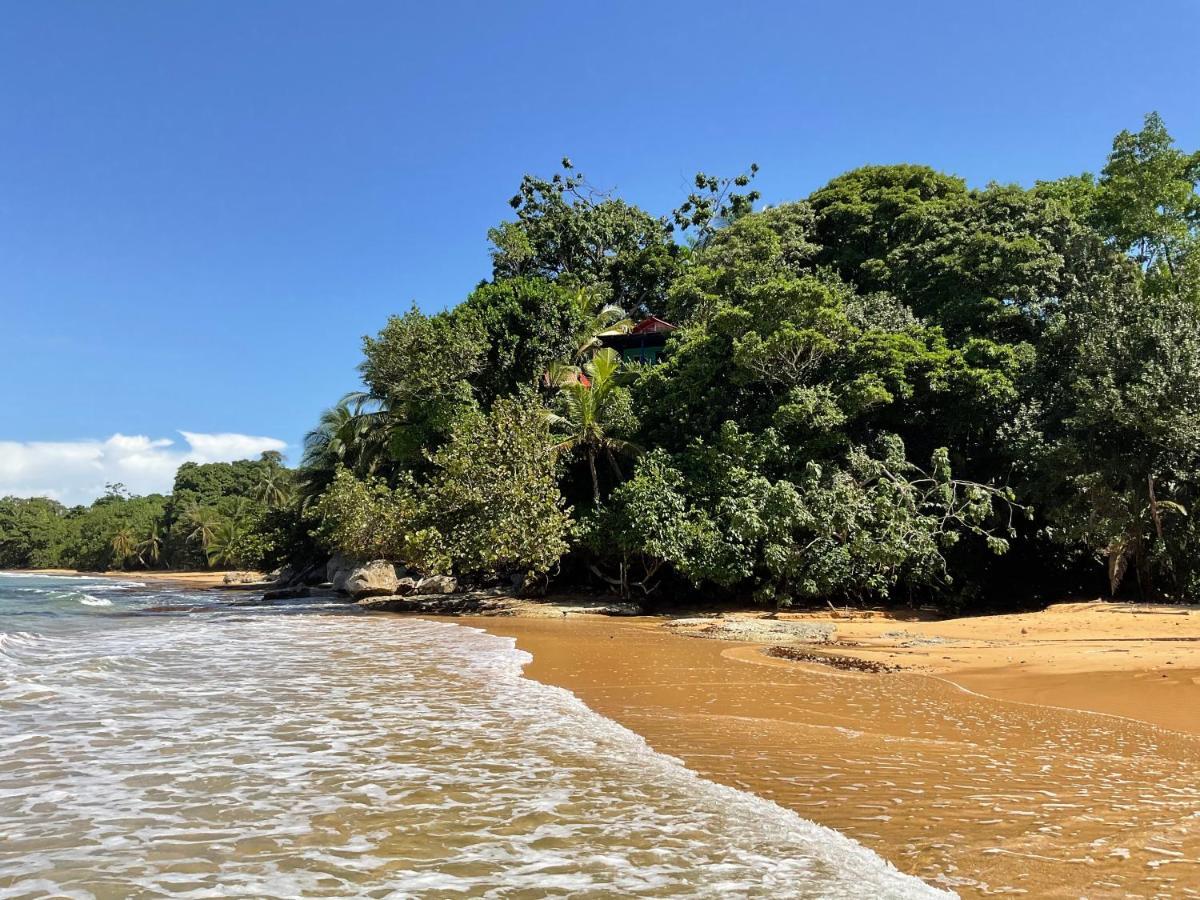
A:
[588,447,600,506]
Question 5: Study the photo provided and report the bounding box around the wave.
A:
[0,609,947,898]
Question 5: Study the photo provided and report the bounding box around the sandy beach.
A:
[16,568,1200,893]
[470,603,1200,898]
[16,569,255,590]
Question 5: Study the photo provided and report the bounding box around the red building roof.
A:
[631,316,678,335]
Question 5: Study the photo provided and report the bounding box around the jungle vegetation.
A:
[5,113,1199,610]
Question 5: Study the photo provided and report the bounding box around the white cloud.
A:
[0,431,288,506]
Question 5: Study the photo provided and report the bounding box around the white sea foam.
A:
[0,597,949,898]
[77,594,112,606]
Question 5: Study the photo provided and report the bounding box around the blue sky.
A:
[1,0,1197,501]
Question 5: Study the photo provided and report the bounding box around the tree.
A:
[547,348,641,506]
[489,159,673,295]
[1022,283,1200,597]
[1093,112,1200,297]
[566,287,632,362]
[254,468,292,508]
[109,527,137,568]
[0,497,75,568]
[182,502,220,552]
[424,395,573,580]
[311,397,572,582]
[456,277,579,401]
[137,525,163,567]
[671,164,761,245]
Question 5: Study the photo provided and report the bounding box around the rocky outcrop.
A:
[356,591,520,615]
[663,617,836,644]
[354,592,643,618]
[416,574,457,594]
[326,554,360,593]
[261,586,311,601]
[222,571,261,585]
[345,560,403,598]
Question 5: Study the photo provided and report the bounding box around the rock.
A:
[394,576,420,596]
[262,586,311,601]
[222,571,259,585]
[596,603,642,617]
[356,590,515,615]
[326,554,360,593]
[416,574,458,594]
[345,560,402,598]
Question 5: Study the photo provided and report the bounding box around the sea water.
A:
[0,573,947,898]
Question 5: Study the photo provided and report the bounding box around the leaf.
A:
[1106,535,1132,595]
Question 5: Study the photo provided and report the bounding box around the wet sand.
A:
[470,611,1200,898]
[16,569,252,589]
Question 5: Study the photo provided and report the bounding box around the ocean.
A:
[0,572,946,898]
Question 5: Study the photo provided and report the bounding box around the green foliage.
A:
[457,277,579,401]
[311,396,571,580]
[548,348,640,505]
[308,467,446,572]
[490,160,671,284]
[69,493,169,571]
[288,115,1200,606]
[424,395,572,578]
[1092,112,1200,296]
[0,497,76,568]
[671,164,762,244]
[1019,282,1200,596]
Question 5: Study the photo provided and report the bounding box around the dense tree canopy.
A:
[9,113,1199,609]
[292,111,1200,608]
[0,455,297,572]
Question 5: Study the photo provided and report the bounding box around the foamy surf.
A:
[0,574,949,898]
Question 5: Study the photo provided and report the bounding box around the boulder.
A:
[326,554,360,593]
[345,560,402,598]
[394,576,420,596]
[416,574,458,594]
[222,571,259,585]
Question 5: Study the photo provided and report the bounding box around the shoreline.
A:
[465,607,1200,897]
[4,568,252,590]
[12,569,1198,893]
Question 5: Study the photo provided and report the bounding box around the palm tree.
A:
[205,520,243,568]
[224,496,253,528]
[110,527,137,568]
[298,392,395,507]
[182,502,220,551]
[547,348,641,505]
[254,468,291,508]
[137,525,163,568]
[568,288,633,362]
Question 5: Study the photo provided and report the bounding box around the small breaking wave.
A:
[0,575,947,898]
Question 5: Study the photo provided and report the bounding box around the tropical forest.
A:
[4,112,1199,612]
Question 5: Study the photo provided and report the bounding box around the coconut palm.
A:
[205,520,243,568]
[569,288,633,362]
[224,496,254,528]
[254,468,291,508]
[182,502,220,550]
[137,525,163,567]
[547,348,641,505]
[298,392,398,507]
[110,527,137,567]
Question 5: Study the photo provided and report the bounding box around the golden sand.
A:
[21,568,253,589]
[471,605,1200,898]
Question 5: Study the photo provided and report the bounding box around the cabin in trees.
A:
[601,316,678,365]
